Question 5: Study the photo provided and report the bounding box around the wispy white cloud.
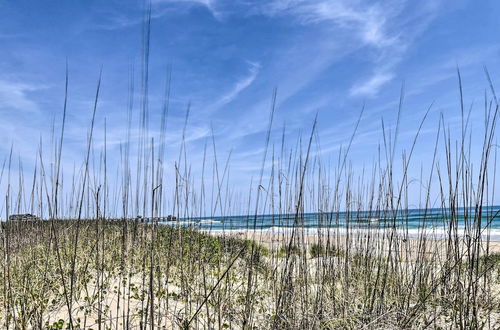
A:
[349,72,394,97]
[153,0,219,18]
[261,0,399,48]
[93,5,182,30]
[259,0,443,98]
[211,61,260,109]
[0,80,44,113]
[93,0,219,30]
[154,0,214,5]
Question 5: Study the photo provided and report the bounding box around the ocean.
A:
[162,206,500,241]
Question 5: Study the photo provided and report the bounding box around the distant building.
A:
[135,215,177,222]
[165,215,177,221]
[8,214,41,222]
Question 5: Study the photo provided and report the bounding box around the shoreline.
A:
[208,228,500,256]
[203,225,500,241]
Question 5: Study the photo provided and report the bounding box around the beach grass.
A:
[1,14,500,328]
[1,219,499,328]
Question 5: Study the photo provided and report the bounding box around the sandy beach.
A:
[212,229,500,258]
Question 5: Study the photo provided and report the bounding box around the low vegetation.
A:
[1,13,500,328]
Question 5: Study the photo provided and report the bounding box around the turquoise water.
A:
[164,206,500,241]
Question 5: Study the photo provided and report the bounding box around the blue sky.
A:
[1,0,500,216]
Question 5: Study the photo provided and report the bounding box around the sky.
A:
[1,0,500,216]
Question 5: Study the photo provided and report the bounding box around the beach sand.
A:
[211,229,500,259]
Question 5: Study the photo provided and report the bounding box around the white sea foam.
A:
[203,226,500,241]
[160,219,221,226]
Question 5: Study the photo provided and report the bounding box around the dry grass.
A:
[1,11,500,328]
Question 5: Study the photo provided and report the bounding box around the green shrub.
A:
[278,244,301,257]
[309,243,344,258]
